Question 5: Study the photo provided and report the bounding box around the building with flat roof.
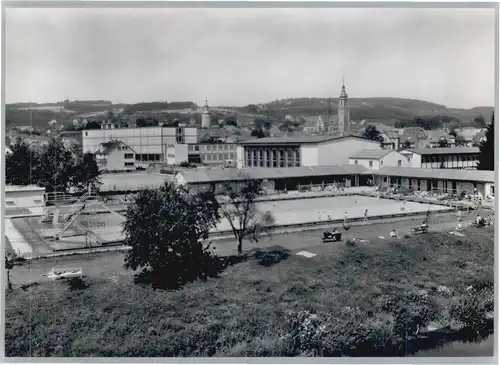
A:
[400,147,479,170]
[349,149,411,170]
[175,164,369,194]
[82,125,198,166]
[369,166,494,198]
[5,185,46,216]
[236,134,381,169]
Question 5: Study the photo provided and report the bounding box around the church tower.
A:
[201,98,211,129]
[337,81,350,135]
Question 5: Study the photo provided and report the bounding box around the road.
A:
[9,209,486,286]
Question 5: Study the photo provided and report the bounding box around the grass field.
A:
[5,225,494,357]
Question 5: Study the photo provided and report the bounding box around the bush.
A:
[66,277,89,291]
[379,292,441,341]
[251,246,291,267]
[449,290,493,335]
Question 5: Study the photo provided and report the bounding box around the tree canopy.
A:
[123,183,223,289]
[477,112,494,171]
[362,125,383,142]
[220,178,275,254]
[5,138,38,186]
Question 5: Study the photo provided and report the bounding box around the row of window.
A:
[188,144,236,152]
[421,155,477,164]
[201,153,235,161]
[135,154,162,162]
[354,160,402,167]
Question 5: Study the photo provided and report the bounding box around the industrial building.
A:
[82,125,199,168]
[400,147,480,169]
[236,134,381,169]
[369,167,494,198]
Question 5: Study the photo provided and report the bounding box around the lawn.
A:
[5,227,494,357]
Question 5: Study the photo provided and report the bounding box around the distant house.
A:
[349,149,410,170]
[456,127,486,147]
[95,140,136,172]
[302,114,338,135]
[379,130,401,150]
[399,127,428,149]
[426,130,456,148]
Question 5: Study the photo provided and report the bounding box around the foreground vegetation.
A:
[5,227,493,357]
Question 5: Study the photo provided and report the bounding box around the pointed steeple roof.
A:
[339,79,348,99]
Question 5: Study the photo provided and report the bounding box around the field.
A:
[5,225,494,357]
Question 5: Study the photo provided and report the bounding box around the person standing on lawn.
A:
[364,209,368,224]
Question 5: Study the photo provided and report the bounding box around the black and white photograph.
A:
[2,2,497,359]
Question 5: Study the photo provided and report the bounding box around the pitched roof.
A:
[178,164,368,184]
[99,140,135,155]
[368,166,494,183]
[238,134,379,145]
[404,147,480,155]
[350,149,392,159]
[425,130,449,141]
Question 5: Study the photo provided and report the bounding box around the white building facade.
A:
[236,135,381,169]
[82,125,198,165]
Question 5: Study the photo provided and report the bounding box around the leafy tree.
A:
[107,111,115,120]
[123,183,222,289]
[438,138,448,147]
[477,112,494,171]
[35,137,74,193]
[5,138,38,186]
[82,120,101,130]
[473,115,486,128]
[224,116,238,127]
[362,125,383,142]
[220,178,276,254]
[70,152,101,193]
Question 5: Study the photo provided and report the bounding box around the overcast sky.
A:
[5,7,496,108]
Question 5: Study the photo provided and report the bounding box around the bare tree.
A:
[220,177,276,254]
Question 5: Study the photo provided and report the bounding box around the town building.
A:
[399,127,428,149]
[95,140,137,172]
[338,81,350,135]
[5,185,46,216]
[369,166,494,198]
[175,164,368,195]
[349,149,411,170]
[426,130,456,148]
[303,114,338,135]
[82,125,198,166]
[190,143,237,166]
[400,147,480,169]
[379,130,401,150]
[201,99,211,129]
[236,134,382,169]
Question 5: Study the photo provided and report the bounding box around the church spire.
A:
[340,79,348,99]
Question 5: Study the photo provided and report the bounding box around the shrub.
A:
[449,290,493,335]
[252,246,291,267]
[66,277,89,291]
[380,292,441,341]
